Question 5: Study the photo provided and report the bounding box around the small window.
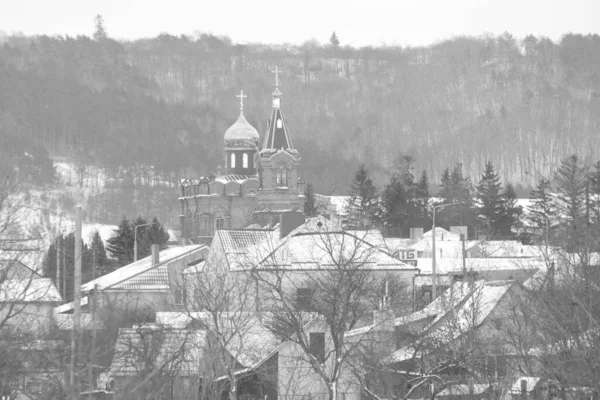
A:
[242,153,248,168]
[277,119,283,128]
[174,289,186,305]
[276,166,288,187]
[309,332,325,364]
[230,153,236,168]
[296,288,314,311]
[216,217,225,230]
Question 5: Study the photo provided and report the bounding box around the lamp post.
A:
[134,222,158,262]
[432,202,464,299]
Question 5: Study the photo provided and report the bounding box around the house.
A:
[194,214,419,314]
[348,280,543,399]
[56,245,207,319]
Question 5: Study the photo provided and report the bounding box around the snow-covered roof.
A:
[81,245,205,292]
[0,278,62,303]
[54,313,105,330]
[388,280,514,363]
[438,384,490,396]
[0,248,45,273]
[156,312,281,368]
[314,194,350,215]
[110,326,208,376]
[415,257,545,275]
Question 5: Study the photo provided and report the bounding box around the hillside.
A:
[1,32,600,225]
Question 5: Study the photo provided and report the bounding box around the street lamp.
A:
[134,222,158,262]
[431,202,464,299]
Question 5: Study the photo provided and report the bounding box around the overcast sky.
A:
[1,0,598,47]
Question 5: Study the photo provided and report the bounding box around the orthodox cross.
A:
[236,90,247,111]
[271,66,282,87]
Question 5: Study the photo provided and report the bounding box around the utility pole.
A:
[432,202,464,300]
[56,236,62,298]
[70,206,83,398]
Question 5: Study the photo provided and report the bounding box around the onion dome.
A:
[224,90,259,148]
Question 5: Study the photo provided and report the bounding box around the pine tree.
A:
[106,216,135,266]
[381,174,408,236]
[345,164,379,229]
[554,154,588,250]
[93,14,107,41]
[526,178,557,243]
[416,170,431,227]
[589,161,600,222]
[89,230,109,278]
[140,217,170,258]
[437,163,476,233]
[497,183,522,238]
[329,31,340,47]
[476,161,504,236]
[304,183,317,216]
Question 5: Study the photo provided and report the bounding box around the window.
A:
[174,289,186,305]
[309,332,325,363]
[242,153,248,168]
[230,153,236,168]
[216,217,225,230]
[276,165,288,187]
[296,288,314,311]
[276,118,283,128]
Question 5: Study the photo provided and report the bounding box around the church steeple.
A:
[262,66,294,150]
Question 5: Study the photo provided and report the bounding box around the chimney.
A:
[280,211,306,238]
[151,244,160,265]
[410,227,424,241]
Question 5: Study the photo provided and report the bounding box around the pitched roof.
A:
[415,257,545,275]
[110,325,207,376]
[0,278,62,303]
[81,245,204,292]
[388,280,514,363]
[156,312,281,368]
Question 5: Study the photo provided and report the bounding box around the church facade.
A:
[178,73,305,242]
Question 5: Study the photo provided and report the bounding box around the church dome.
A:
[224,111,259,147]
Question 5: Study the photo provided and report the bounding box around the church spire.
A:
[262,66,294,150]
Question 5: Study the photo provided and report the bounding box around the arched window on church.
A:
[276,165,288,188]
[230,153,236,168]
[242,153,248,169]
[276,119,283,129]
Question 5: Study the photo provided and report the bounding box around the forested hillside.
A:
[1,30,599,225]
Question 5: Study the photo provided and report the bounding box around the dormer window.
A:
[276,165,288,187]
[242,153,248,168]
[277,119,283,129]
[230,153,236,168]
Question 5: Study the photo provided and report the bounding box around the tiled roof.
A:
[110,264,170,290]
[156,312,281,368]
[388,280,514,363]
[218,229,278,254]
[0,278,62,302]
[81,245,204,292]
[110,325,207,376]
[215,174,257,183]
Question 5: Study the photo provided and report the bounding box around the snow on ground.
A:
[82,223,118,245]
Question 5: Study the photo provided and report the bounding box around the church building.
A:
[178,70,305,243]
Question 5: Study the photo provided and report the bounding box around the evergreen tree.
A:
[93,14,107,40]
[588,161,600,223]
[436,163,476,234]
[345,164,379,229]
[416,170,431,227]
[554,154,588,250]
[497,183,522,238]
[476,161,504,236]
[106,216,135,266]
[381,174,408,236]
[526,178,557,243]
[329,31,340,47]
[139,217,170,258]
[89,230,109,278]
